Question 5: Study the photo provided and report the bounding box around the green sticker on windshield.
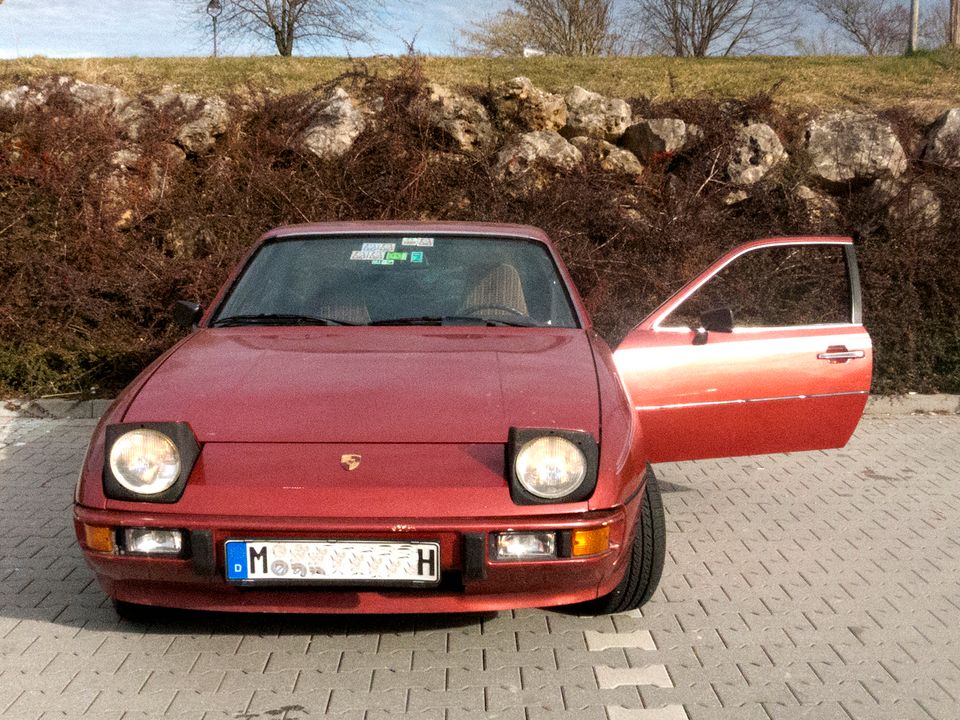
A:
[386,252,408,261]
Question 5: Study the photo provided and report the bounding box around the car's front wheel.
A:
[583,468,666,614]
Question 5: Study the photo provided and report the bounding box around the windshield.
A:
[212,234,580,328]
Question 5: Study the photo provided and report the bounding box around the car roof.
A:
[263,221,553,244]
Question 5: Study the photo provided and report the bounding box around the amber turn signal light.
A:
[83,524,115,553]
[571,526,610,556]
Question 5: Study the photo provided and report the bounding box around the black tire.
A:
[583,468,666,614]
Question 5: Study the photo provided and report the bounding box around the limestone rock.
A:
[61,77,130,113]
[1,77,130,116]
[872,179,940,227]
[723,190,750,206]
[300,88,366,160]
[98,142,186,228]
[171,94,230,155]
[570,136,643,174]
[923,108,960,169]
[494,130,583,189]
[794,184,840,222]
[804,111,907,188]
[561,86,631,142]
[423,83,495,152]
[0,85,45,112]
[492,76,567,133]
[620,118,695,163]
[727,123,787,186]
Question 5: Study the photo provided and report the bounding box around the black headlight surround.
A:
[103,422,200,503]
[506,427,599,505]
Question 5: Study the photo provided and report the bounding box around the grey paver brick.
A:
[370,667,445,691]
[411,649,484,671]
[407,686,485,710]
[597,664,673,689]
[218,669,300,693]
[244,688,331,715]
[3,415,960,718]
[166,689,254,713]
[141,670,225,693]
[486,683,566,712]
[296,669,372,691]
[607,708,690,720]
[325,687,405,712]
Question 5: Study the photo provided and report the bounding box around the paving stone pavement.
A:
[0,415,957,719]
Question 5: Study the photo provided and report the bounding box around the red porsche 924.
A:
[73,222,872,616]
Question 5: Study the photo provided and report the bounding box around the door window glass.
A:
[665,244,851,329]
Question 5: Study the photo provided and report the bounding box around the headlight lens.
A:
[108,429,181,495]
[515,436,587,499]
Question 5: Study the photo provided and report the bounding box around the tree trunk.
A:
[951,0,960,48]
[908,0,920,53]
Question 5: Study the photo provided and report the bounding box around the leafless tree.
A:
[921,0,954,46]
[200,0,384,56]
[623,0,801,57]
[460,0,616,56]
[952,0,960,46]
[805,0,914,55]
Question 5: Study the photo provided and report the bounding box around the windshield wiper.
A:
[211,314,356,327]
[368,315,537,327]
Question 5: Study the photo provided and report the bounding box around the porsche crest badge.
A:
[340,454,362,471]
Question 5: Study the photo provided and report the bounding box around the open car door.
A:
[614,237,872,464]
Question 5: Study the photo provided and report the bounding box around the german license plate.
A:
[224,540,440,585]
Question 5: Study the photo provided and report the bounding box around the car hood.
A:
[124,327,600,444]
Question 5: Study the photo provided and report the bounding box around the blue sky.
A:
[0,0,512,58]
[0,0,900,59]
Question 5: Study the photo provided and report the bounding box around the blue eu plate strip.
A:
[225,542,248,580]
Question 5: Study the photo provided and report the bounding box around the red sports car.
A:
[73,222,872,615]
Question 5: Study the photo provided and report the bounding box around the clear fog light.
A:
[493,531,556,560]
[122,528,184,555]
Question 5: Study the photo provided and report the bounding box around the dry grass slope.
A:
[1,51,959,116]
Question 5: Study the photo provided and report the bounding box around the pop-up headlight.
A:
[103,422,199,503]
[507,428,599,505]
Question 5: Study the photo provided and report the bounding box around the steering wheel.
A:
[460,303,527,318]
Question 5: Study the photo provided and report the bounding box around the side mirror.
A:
[701,307,734,333]
[692,307,734,346]
[174,300,203,330]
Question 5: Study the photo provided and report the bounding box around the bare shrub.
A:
[0,61,957,397]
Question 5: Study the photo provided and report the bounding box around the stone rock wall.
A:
[1,73,956,232]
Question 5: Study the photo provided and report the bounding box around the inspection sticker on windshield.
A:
[410,251,424,263]
[401,237,434,247]
[351,249,385,261]
[225,540,440,586]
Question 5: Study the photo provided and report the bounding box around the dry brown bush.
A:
[0,61,957,397]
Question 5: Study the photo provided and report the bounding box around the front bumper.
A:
[73,504,639,614]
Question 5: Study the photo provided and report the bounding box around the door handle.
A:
[817,346,865,362]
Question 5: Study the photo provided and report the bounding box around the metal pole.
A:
[207,0,223,58]
[908,0,920,53]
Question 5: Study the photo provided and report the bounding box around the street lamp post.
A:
[207,0,223,58]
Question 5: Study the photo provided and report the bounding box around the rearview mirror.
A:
[174,300,203,330]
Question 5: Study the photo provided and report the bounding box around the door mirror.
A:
[700,307,734,333]
[174,300,203,329]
